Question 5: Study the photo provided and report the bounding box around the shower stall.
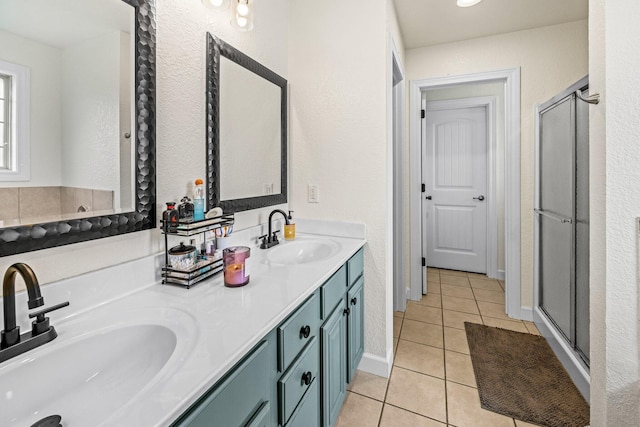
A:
[534,76,592,400]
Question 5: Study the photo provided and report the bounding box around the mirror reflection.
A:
[206,33,287,213]
[0,0,134,227]
[219,57,281,200]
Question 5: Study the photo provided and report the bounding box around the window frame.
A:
[0,59,30,181]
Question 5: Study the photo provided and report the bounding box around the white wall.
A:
[590,0,640,424]
[0,29,62,187]
[406,20,588,309]
[61,31,121,195]
[289,0,390,362]
[0,0,290,290]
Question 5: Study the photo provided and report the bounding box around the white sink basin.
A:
[266,238,341,265]
[0,308,195,426]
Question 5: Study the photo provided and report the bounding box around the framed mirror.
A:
[0,0,156,256]
[206,33,287,213]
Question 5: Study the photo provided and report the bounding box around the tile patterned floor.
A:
[336,268,542,427]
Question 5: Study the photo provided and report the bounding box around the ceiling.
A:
[393,0,588,49]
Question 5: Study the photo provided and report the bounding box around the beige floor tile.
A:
[400,319,444,348]
[379,404,446,427]
[443,310,482,330]
[415,292,442,308]
[440,284,475,300]
[482,317,529,333]
[439,269,468,277]
[477,301,510,320]
[394,316,403,338]
[442,295,480,315]
[405,302,443,325]
[394,310,405,318]
[394,340,445,379]
[335,391,383,427]
[446,382,514,427]
[471,288,505,304]
[386,367,447,423]
[523,321,541,335]
[427,267,440,275]
[426,282,441,294]
[393,337,399,354]
[469,278,502,292]
[443,326,470,355]
[466,272,492,280]
[498,279,505,290]
[347,370,389,401]
[445,350,476,387]
[427,270,441,283]
[440,274,471,287]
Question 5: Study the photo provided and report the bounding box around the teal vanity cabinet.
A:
[171,247,364,427]
[321,248,365,427]
[172,332,277,427]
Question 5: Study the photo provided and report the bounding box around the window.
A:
[0,60,30,181]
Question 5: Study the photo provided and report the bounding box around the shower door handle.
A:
[534,208,573,224]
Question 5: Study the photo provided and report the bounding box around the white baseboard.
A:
[357,351,393,378]
[496,269,505,280]
[518,306,534,322]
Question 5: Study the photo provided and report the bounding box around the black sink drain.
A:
[30,415,62,427]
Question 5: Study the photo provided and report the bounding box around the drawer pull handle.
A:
[351,297,357,305]
[301,371,313,386]
[299,325,311,339]
[343,307,350,316]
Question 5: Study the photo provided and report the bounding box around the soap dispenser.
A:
[284,210,296,240]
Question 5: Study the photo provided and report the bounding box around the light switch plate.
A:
[308,184,319,203]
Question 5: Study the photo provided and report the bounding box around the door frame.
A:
[423,96,498,279]
[409,68,524,319]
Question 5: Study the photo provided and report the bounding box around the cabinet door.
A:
[321,303,347,427]
[347,277,364,382]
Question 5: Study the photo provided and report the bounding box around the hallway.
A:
[336,268,542,427]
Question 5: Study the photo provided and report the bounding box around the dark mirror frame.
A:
[206,33,287,213]
[0,0,156,257]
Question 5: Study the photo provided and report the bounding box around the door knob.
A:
[473,195,485,201]
[425,196,432,200]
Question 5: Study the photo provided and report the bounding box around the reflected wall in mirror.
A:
[206,33,287,213]
[0,0,156,256]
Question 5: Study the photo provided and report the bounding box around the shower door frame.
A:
[533,75,590,401]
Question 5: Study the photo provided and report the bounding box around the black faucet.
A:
[1,263,69,363]
[260,209,290,249]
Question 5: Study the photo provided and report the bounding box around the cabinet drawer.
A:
[278,292,320,372]
[278,337,320,426]
[321,265,347,319]
[286,379,320,427]
[173,339,271,427]
[245,401,270,427]
[347,248,364,287]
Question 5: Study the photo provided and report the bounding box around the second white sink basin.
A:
[0,307,196,426]
[266,237,341,265]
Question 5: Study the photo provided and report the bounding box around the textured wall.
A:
[288,0,390,359]
[406,20,588,309]
[0,29,62,187]
[591,0,640,424]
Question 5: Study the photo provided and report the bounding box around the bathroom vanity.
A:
[0,225,365,427]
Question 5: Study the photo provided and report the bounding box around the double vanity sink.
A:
[0,229,365,426]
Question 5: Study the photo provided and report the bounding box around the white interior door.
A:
[423,105,488,273]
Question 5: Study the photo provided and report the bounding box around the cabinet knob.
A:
[301,371,313,386]
[350,297,357,306]
[299,325,311,339]
[343,307,351,316]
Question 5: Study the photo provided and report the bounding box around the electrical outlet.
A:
[308,184,319,203]
[263,183,273,195]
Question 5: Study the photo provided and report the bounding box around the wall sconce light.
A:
[456,0,483,7]
[231,0,254,32]
[202,0,229,10]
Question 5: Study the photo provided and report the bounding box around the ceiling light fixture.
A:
[457,0,483,7]
[201,0,229,10]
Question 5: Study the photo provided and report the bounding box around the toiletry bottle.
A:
[162,202,179,232]
[194,178,205,221]
[284,210,296,240]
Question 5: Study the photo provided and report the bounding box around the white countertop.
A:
[0,223,365,427]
